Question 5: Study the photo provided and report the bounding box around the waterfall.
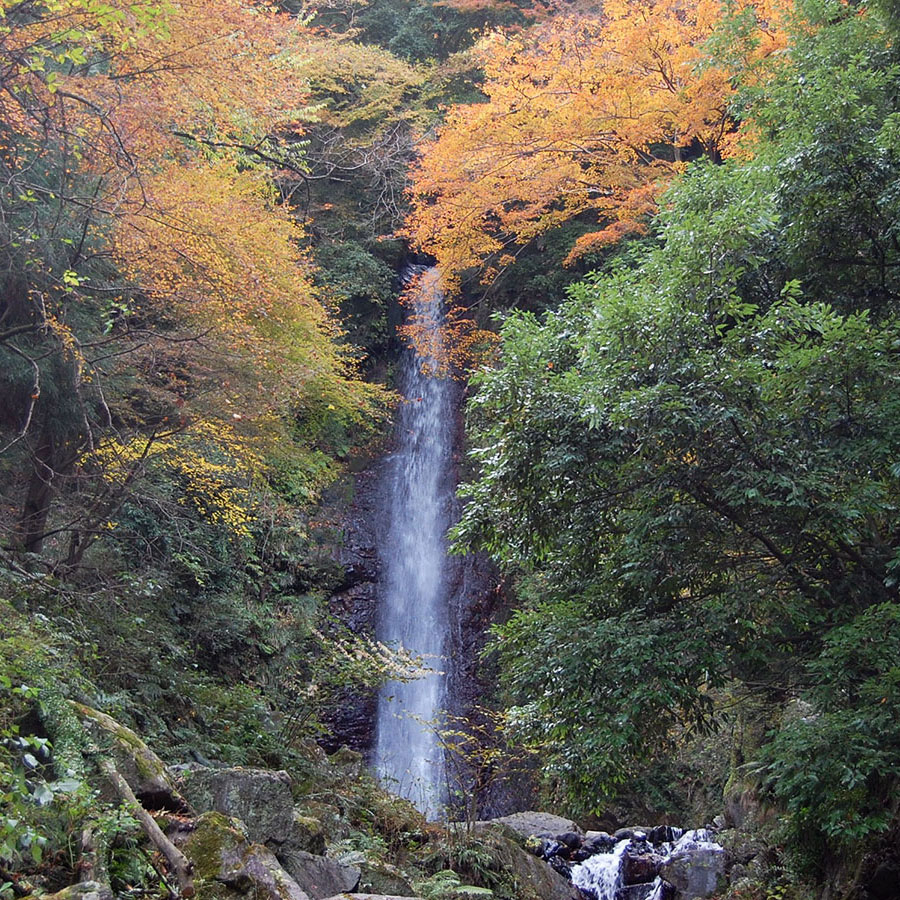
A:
[373,267,454,818]
[571,839,630,900]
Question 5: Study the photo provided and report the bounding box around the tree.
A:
[0,0,386,568]
[405,0,787,290]
[452,2,900,854]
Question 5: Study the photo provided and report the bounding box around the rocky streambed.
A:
[476,812,726,900]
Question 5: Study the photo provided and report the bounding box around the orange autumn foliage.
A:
[406,0,789,286]
[0,0,384,441]
[399,268,499,377]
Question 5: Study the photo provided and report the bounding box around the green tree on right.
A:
[451,0,900,880]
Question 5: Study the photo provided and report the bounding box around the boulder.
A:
[178,767,295,846]
[659,845,725,900]
[482,834,582,900]
[277,849,360,899]
[480,812,581,840]
[614,828,649,842]
[41,882,115,900]
[286,812,326,855]
[321,895,423,900]
[70,703,185,811]
[618,886,657,900]
[357,862,415,897]
[184,811,311,900]
[581,832,617,856]
[622,849,663,886]
[646,827,682,846]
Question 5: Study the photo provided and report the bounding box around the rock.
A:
[185,811,311,900]
[556,832,582,851]
[614,828,648,842]
[543,840,569,860]
[659,845,725,900]
[277,849,360,899]
[328,747,365,780]
[548,855,572,879]
[481,811,582,840]
[178,767,295,846]
[70,703,185,811]
[523,835,545,857]
[357,861,415,896]
[868,860,900,900]
[286,812,326,855]
[321,895,423,900]
[482,833,582,900]
[621,849,663,885]
[646,827,681,845]
[42,882,115,900]
[582,832,617,855]
[617,886,657,900]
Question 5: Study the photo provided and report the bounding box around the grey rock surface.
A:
[478,811,582,839]
[660,845,726,899]
[178,766,295,845]
[43,882,115,900]
[277,849,361,899]
[487,834,583,900]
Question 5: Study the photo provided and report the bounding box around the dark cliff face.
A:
[318,457,388,755]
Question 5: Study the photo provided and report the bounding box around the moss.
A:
[70,701,168,783]
[184,812,247,881]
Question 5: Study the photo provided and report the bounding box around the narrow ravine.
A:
[373,266,454,817]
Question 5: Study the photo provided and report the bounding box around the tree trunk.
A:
[18,420,56,554]
[100,758,195,898]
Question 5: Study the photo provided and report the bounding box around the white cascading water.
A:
[571,839,631,900]
[374,267,453,818]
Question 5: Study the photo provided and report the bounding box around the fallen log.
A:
[99,758,195,897]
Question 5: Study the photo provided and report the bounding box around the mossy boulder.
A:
[70,702,184,810]
[357,860,415,896]
[185,811,311,900]
[38,882,114,900]
[178,766,295,846]
[478,833,582,900]
[287,811,326,855]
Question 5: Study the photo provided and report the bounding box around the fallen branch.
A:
[99,759,195,897]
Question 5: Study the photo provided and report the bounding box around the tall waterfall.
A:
[374,267,454,817]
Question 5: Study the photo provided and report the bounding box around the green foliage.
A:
[758,604,900,860]
[314,241,395,361]
[453,0,900,860]
[415,869,494,900]
[0,613,98,877]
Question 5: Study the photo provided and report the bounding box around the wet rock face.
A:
[319,461,386,756]
[527,823,725,900]
[621,847,663,885]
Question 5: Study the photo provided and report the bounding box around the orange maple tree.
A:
[1,0,387,558]
[406,0,789,287]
